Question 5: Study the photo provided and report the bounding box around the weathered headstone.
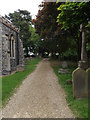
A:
[58,68,71,74]
[0,24,2,76]
[72,68,87,98]
[62,61,68,68]
[86,68,90,98]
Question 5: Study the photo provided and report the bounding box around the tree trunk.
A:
[25,46,29,57]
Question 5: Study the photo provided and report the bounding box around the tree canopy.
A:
[34,2,71,57]
[5,3,90,60]
[5,9,32,56]
[57,2,90,30]
[34,2,90,60]
[57,2,90,60]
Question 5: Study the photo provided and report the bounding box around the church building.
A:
[0,16,24,75]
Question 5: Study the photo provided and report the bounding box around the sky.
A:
[0,0,43,19]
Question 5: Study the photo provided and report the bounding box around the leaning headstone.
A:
[62,61,68,68]
[86,68,90,98]
[72,68,87,98]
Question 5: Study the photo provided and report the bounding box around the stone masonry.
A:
[0,16,24,75]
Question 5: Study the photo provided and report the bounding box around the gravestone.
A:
[58,68,71,74]
[62,61,68,68]
[86,68,90,98]
[58,61,70,74]
[72,68,87,98]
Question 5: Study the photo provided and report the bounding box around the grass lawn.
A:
[1,58,42,106]
[51,61,88,118]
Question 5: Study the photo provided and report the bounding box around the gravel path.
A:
[2,59,74,118]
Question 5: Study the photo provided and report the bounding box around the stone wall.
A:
[0,17,24,75]
[2,23,17,74]
[18,39,24,66]
[16,38,24,72]
[0,22,2,75]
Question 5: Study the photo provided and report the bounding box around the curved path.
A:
[2,59,74,118]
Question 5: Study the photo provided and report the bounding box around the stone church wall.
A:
[0,22,2,75]
[0,17,24,75]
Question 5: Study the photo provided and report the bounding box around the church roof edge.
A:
[0,15,19,33]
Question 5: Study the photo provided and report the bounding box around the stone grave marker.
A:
[72,68,87,98]
[62,61,68,68]
[86,68,90,98]
[58,68,71,74]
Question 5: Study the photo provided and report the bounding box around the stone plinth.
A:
[78,60,88,70]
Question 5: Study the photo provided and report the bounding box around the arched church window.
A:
[9,35,15,58]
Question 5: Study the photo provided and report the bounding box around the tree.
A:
[5,9,32,56]
[57,2,90,30]
[57,2,90,60]
[34,2,71,58]
[28,25,40,54]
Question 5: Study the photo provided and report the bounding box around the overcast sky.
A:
[0,0,43,19]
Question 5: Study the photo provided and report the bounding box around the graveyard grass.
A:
[2,58,42,106]
[52,63,88,118]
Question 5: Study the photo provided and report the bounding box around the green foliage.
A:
[35,2,90,60]
[86,43,90,51]
[57,2,90,60]
[57,2,90,30]
[29,26,39,42]
[28,25,40,54]
[35,2,74,57]
[62,48,77,57]
[86,23,90,27]
[2,58,42,106]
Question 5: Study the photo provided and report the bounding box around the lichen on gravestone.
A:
[61,61,68,68]
[72,68,87,99]
[86,68,90,98]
